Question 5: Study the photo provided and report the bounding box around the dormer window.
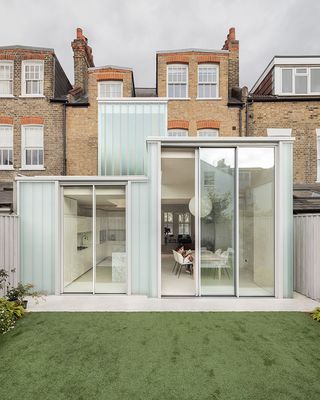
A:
[198,64,219,98]
[167,64,188,98]
[279,67,320,95]
[98,81,123,98]
[22,60,44,96]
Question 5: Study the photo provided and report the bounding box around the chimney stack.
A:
[222,27,239,94]
[71,28,94,96]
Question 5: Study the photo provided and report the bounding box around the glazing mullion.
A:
[235,147,239,298]
[92,185,96,294]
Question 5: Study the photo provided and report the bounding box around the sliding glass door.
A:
[199,149,235,295]
[63,185,127,294]
[198,146,275,297]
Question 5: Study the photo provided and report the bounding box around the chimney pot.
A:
[76,28,83,39]
[229,27,236,40]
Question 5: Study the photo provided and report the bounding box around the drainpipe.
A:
[62,102,67,175]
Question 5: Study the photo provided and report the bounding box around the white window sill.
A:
[196,97,222,100]
[19,167,45,171]
[0,166,14,170]
[19,95,45,98]
[168,98,191,101]
[276,93,320,96]
[0,95,14,98]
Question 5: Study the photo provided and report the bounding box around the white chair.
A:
[172,250,179,274]
[176,251,193,278]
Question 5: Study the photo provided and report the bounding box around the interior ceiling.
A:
[161,158,194,186]
[65,195,125,210]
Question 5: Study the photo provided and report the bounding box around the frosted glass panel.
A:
[239,148,275,296]
[99,102,167,176]
[20,182,55,293]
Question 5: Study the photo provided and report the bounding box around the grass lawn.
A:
[1,312,320,400]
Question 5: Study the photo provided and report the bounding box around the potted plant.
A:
[6,282,44,309]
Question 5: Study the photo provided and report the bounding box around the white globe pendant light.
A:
[188,195,212,218]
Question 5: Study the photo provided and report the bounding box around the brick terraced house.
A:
[0,45,71,211]
[249,56,320,184]
[14,28,293,300]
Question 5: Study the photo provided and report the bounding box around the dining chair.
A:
[176,252,193,278]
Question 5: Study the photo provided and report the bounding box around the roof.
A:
[135,88,157,97]
[251,55,320,93]
[88,65,133,72]
[0,45,54,52]
[157,48,229,54]
[293,184,320,214]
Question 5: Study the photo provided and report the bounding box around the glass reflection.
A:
[239,148,275,296]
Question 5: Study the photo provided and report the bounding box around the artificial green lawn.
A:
[0,313,320,400]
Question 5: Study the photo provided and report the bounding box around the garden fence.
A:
[294,214,320,301]
[0,215,18,294]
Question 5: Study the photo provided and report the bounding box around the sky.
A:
[1,0,320,89]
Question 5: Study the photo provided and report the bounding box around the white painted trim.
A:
[54,181,60,295]
[316,129,320,181]
[147,136,294,144]
[267,128,292,137]
[195,148,200,296]
[21,60,44,96]
[98,81,123,99]
[167,63,188,99]
[251,56,320,93]
[126,182,132,295]
[15,175,148,182]
[197,63,219,99]
[60,186,64,294]
[0,60,13,97]
[235,148,239,297]
[21,124,44,169]
[97,98,168,103]
[275,144,283,298]
[157,141,162,298]
[92,185,96,294]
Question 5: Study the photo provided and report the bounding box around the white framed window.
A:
[279,67,320,95]
[98,81,123,98]
[317,129,320,181]
[197,129,219,137]
[178,212,190,235]
[0,61,13,96]
[164,212,173,235]
[22,61,44,96]
[0,125,13,169]
[198,64,219,98]
[167,64,188,98]
[167,129,188,137]
[22,125,44,169]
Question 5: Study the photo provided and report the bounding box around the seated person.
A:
[176,245,193,273]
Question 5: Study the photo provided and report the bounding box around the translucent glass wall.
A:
[99,102,167,176]
[20,182,56,293]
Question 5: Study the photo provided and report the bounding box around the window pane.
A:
[295,75,308,94]
[282,69,292,93]
[311,69,320,93]
[198,129,219,137]
[26,150,32,165]
[239,148,275,296]
[32,149,38,165]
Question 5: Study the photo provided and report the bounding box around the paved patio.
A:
[27,292,320,312]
